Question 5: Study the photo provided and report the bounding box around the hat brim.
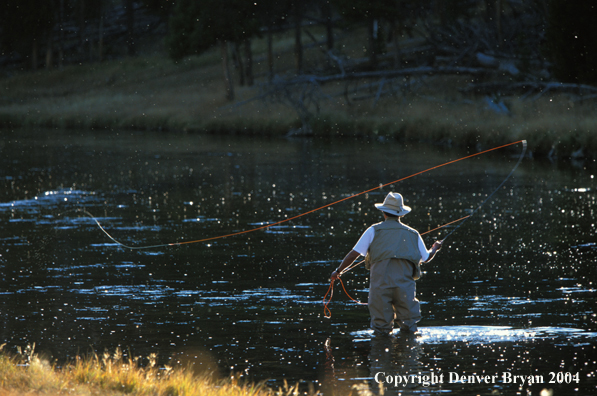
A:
[375,203,411,217]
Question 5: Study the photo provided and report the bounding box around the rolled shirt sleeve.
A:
[352,226,375,256]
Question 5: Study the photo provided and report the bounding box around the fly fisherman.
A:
[330,192,443,336]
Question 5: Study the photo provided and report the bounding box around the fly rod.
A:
[338,139,527,277]
[75,140,527,250]
[323,140,527,317]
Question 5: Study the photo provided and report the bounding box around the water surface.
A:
[0,130,595,395]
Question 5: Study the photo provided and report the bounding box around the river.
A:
[0,129,595,395]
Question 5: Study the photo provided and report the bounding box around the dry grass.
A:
[0,344,329,396]
[0,27,596,159]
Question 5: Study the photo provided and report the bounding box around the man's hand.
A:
[431,240,443,252]
[424,240,444,263]
[330,270,340,282]
[330,250,360,282]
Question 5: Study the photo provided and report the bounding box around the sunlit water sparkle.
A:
[0,131,595,395]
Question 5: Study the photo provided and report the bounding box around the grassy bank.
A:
[0,344,324,396]
[0,29,596,161]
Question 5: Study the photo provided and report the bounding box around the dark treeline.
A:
[0,0,161,69]
[0,0,595,98]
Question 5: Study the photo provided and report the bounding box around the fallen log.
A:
[279,66,487,86]
[460,81,597,98]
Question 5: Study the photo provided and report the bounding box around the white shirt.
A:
[352,225,431,262]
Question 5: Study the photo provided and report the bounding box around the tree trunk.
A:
[32,40,38,70]
[294,3,303,74]
[485,0,502,49]
[58,0,65,68]
[46,34,53,69]
[267,26,274,81]
[322,1,334,51]
[99,1,104,62]
[125,0,135,56]
[244,38,254,86]
[89,33,94,61]
[495,0,502,47]
[368,18,378,69]
[233,41,245,86]
[220,40,234,101]
[78,0,86,58]
[390,21,401,68]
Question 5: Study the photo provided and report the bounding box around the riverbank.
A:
[0,32,596,162]
[0,345,321,396]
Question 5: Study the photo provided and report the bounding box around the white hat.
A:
[374,192,411,216]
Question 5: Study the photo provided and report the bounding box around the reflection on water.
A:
[343,325,597,395]
[0,130,595,394]
[352,325,597,345]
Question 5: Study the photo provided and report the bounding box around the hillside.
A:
[0,23,596,163]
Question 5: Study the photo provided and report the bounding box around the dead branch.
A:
[460,81,597,99]
[283,66,486,86]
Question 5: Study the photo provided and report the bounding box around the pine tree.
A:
[167,0,261,100]
[0,0,56,69]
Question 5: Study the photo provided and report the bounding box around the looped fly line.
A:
[81,140,527,250]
